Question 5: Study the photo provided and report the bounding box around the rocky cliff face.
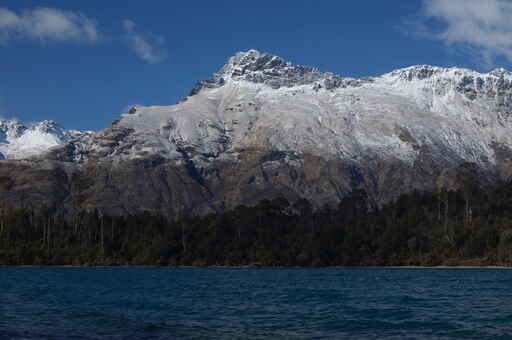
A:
[2,50,512,216]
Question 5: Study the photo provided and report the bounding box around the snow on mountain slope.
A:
[69,49,512,173]
[7,50,512,216]
[0,119,87,159]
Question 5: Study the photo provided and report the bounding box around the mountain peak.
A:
[33,120,61,131]
[183,50,512,103]
[386,64,512,82]
[0,118,86,159]
[218,49,323,86]
[490,67,511,77]
[184,49,349,100]
[229,49,264,64]
[220,49,286,75]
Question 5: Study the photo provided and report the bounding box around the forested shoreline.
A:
[2,164,512,267]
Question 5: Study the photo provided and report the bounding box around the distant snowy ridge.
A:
[0,119,88,159]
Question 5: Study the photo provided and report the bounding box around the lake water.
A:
[1,268,512,339]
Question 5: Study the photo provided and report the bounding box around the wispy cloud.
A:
[410,0,512,67]
[0,7,99,44]
[122,19,166,64]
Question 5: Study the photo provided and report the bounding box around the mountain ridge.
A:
[2,50,512,217]
[53,49,512,170]
[185,49,512,101]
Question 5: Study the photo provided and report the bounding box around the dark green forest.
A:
[2,164,512,267]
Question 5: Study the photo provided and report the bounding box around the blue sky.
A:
[1,0,512,130]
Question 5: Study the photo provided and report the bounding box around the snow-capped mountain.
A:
[4,49,512,216]
[0,119,85,159]
[67,49,512,170]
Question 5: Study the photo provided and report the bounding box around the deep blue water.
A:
[1,268,512,339]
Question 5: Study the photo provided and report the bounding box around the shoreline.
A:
[1,265,510,269]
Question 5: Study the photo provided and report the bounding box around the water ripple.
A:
[1,268,512,339]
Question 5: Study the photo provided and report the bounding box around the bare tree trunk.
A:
[437,191,441,222]
[0,206,4,237]
[101,216,104,255]
[465,194,468,227]
[444,193,449,242]
[47,217,51,257]
[178,205,186,253]
[181,220,186,253]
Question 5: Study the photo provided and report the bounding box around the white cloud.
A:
[123,19,166,64]
[417,0,512,66]
[0,7,99,44]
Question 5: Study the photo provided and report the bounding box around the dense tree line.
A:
[2,165,512,266]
